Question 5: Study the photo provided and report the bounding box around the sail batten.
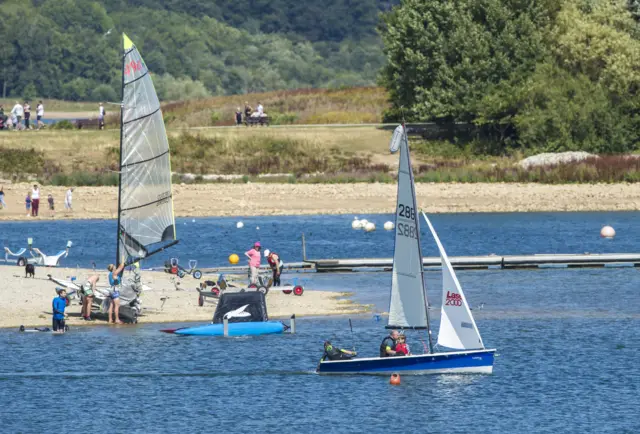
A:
[387,125,431,331]
[117,33,178,265]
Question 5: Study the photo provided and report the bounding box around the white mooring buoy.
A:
[364,222,376,232]
[236,221,244,229]
[352,217,362,229]
[600,226,615,239]
[384,221,395,231]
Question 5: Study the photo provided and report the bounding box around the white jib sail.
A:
[118,34,176,263]
[421,212,484,350]
[387,125,429,328]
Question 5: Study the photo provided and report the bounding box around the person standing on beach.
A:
[107,263,125,324]
[25,192,31,217]
[11,101,23,130]
[0,186,6,209]
[65,187,73,211]
[235,107,242,126]
[36,101,44,129]
[264,249,283,286]
[23,101,31,129]
[52,289,68,333]
[98,103,105,130]
[47,193,55,217]
[244,242,262,285]
[81,275,98,321]
[31,184,40,217]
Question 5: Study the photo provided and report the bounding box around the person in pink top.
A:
[245,241,262,285]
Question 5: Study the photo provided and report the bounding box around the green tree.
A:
[380,0,555,122]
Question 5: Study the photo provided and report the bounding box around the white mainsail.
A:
[117,34,177,264]
[422,212,484,350]
[388,125,430,329]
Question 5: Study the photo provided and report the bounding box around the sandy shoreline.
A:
[0,182,639,221]
[0,266,370,329]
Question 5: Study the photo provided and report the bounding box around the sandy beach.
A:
[0,266,370,329]
[0,182,639,221]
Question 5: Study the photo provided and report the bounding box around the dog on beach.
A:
[25,263,35,278]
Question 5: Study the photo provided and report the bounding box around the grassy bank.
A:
[2,126,640,185]
[161,87,388,127]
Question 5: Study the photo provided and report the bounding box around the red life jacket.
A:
[267,252,279,267]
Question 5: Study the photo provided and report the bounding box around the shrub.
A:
[51,120,74,130]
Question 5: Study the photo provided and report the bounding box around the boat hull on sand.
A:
[162,321,285,336]
[317,349,495,375]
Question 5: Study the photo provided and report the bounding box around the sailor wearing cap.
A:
[244,241,262,285]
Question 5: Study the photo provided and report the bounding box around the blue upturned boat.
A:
[172,321,284,336]
[162,291,285,337]
[317,124,496,375]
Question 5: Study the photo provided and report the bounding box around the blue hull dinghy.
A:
[162,291,285,336]
[317,124,495,375]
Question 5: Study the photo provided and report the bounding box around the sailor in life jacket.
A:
[379,330,399,357]
[322,341,356,361]
[264,249,284,286]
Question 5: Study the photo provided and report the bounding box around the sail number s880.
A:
[398,204,416,220]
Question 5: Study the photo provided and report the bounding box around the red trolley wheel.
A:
[293,285,304,296]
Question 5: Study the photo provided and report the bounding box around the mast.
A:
[115,34,126,267]
[403,124,434,354]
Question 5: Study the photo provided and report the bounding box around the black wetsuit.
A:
[323,344,354,361]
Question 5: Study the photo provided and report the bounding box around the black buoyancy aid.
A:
[379,336,396,357]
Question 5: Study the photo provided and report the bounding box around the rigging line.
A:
[121,195,173,212]
[121,150,169,168]
[123,107,160,126]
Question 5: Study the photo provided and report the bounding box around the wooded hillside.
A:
[1,0,395,100]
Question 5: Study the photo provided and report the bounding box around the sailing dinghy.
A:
[50,34,179,323]
[317,125,495,375]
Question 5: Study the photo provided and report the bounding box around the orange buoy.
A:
[390,373,401,385]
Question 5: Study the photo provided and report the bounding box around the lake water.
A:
[1,211,638,269]
[1,212,639,433]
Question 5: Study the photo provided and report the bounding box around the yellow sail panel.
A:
[123,33,134,51]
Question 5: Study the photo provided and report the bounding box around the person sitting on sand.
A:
[52,288,68,333]
[321,341,357,361]
[395,334,410,356]
[107,263,125,324]
[81,275,99,321]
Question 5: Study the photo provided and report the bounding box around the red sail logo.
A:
[445,291,462,306]
[124,60,145,76]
